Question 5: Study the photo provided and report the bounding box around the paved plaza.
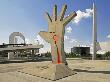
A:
[0,59,110,82]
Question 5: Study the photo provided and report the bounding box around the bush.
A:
[65,52,80,58]
[103,51,110,60]
[104,51,110,57]
[45,52,51,57]
[96,54,103,59]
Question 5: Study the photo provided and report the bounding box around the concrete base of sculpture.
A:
[18,63,75,81]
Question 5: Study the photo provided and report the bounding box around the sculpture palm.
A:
[39,4,77,64]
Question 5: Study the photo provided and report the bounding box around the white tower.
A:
[92,3,97,60]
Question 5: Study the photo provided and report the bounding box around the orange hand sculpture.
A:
[39,4,77,64]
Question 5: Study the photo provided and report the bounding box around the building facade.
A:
[71,46,90,56]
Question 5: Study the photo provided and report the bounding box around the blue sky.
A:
[0,0,110,52]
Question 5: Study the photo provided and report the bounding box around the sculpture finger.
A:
[45,12,52,23]
[58,4,67,21]
[52,5,57,21]
[63,12,77,26]
[39,31,50,43]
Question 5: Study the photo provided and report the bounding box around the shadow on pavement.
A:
[0,59,51,64]
[74,69,110,74]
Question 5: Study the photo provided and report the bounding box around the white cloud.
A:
[25,35,46,45]
[36,34,51,53]
[25,38,32,44]
[25,38,38,45]
[65,47,72,53]
[64,35,69,40]
[107,34,110,38]
[66,26,72,33]
[69,39,77,43]
[72,8,93,24]
[36,35,45,45]
[39,43,51,53]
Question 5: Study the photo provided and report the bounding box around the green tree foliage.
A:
[45,51,51,57]
[103,51,110,60]
[65,52,80,58]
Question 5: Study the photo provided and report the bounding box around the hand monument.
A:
[39,4,77,64]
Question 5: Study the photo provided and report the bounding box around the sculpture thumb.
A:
[39,31,50,43]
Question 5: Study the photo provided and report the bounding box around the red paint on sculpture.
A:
[53,35,61,64]
[57,50,61,64]
[53,35,58,43]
